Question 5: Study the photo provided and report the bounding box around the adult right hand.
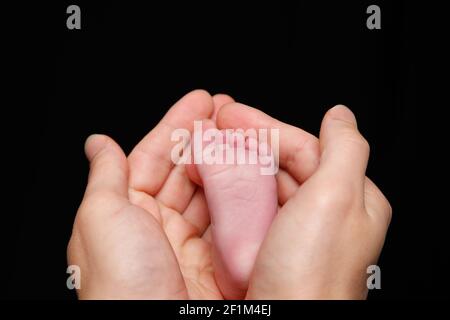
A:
[216,104,392,299]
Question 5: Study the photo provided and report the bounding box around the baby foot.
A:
[193,120,278,299]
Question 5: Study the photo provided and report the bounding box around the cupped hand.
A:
[68,90,234,299]
[216,103,392,299]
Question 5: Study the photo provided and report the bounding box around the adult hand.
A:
[67,90,234,299]
[216,103,392,299]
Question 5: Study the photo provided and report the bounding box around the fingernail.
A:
[328,105,357,125]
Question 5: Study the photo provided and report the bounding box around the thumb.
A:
[318,105,370,187]
[84,134,128,198]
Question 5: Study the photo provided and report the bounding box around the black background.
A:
[3,1,443,300]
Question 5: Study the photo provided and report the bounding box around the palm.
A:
[128,164,222,299]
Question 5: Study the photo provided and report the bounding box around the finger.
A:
[212,94,235,121]
[155,164,196,213]
[84,134,128,198]
[216,103,320,184]
[202,226,212,243]
[318,105,370,187]
[128,90,214,195]
[276,169,300,206]
[183,188,210,235]
[185,161,202,187]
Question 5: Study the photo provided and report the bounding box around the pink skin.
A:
[191,120,278,299]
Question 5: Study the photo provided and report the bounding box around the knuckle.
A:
[76,191,115,223]
[311,184,356,213]
[383,197,393,225]
[359,135,371,153]
[344,130,370,154]
[374,186,392,225]
[67,235,77,262]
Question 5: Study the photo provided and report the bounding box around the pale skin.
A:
[67,90,391,299]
